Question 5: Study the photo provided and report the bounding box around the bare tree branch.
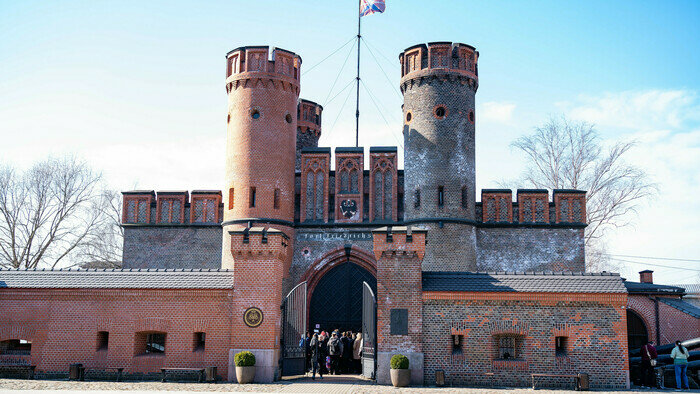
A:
[0,156,123,269]
[509,116,657,271]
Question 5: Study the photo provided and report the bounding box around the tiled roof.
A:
[623,280,685,295]
[659,297,700,318]
[422,271,626,293]
[0,268,234,289]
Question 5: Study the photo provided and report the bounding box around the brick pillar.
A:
[372,226,427,385]
[228,226,290,382]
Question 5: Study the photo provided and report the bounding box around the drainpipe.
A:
[654,297,660,345]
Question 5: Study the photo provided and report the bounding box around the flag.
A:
[360,0,385,17]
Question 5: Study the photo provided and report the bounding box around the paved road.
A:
[1,376,698,393]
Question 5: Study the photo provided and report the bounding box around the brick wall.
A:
[0,288,233,380]
[422,292,629,389]
[373,227,426,385]
[627,294,700,345]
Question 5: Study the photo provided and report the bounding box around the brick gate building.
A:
[2,41,698,388]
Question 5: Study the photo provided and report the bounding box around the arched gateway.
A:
[281,246,377,376]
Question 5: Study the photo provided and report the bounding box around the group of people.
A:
[639,340,692,390]
[301,330,362,379]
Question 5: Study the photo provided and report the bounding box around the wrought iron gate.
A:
[361,281,377,379]
[281,281,307,376]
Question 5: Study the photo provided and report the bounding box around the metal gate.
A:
[281,281,307,376]
[361,281,377,379]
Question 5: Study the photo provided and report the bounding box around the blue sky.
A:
[1,0,699,283]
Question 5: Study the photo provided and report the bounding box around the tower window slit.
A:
[249,187,256,208]
[438,186,445,207]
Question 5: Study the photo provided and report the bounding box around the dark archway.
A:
[309,261,376,334]
[627,309,649,352]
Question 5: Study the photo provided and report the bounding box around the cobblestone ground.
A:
[0,376,697,393]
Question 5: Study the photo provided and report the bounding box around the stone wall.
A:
[475,227,585,272]
[122,226,222,269]
[422,292,629,389]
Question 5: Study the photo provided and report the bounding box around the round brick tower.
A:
[222,45,301,268]
[400,42,479,271]
[295,99,323,171]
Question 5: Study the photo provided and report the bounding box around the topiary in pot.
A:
[234,351,256,383]
[390,354,410,387]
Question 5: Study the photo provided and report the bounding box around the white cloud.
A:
[560,90,700,284]
[478,101,516,124]
[559,89,700,132]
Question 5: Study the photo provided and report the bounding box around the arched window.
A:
[627,310,649,352]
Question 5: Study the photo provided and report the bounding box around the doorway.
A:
[309,261,376,335]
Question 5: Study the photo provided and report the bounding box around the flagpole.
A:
[355,0,361,147]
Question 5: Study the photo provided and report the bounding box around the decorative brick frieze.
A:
[554,189,586,224]
[156,191,188,224]
[300,148,330,223]
[122,191,155,224]
[369,147,398,222]
[335,147,364,223]
[481,189,513,223]
[190,191,222,224]
[517,189,549,223]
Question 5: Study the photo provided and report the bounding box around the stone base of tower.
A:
[228,348,279,383]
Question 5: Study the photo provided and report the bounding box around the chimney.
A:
[639,270,654,284]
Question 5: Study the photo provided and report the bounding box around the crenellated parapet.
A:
[228,226,290,261]
[372,226,427,261]
[369,147,398,222]
[399,42,478,92]
[225,46,301,95]
[121,190,222,225]
[478,189,586,225]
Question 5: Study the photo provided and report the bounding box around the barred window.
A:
[498,336,516,359]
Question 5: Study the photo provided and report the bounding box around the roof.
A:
[623,280,686,295]
[422,271,626,293]
[659,298,700,318]
[0,269,234,289]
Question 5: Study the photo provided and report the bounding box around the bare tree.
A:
[510,116,656,271]
[78,190,123,269]
[0,156,122,269]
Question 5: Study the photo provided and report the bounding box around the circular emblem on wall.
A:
[243,307,263,328]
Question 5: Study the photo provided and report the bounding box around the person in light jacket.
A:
[670,340,690,390]
[353,332,363,373]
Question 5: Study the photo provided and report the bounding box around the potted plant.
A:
[234,351,256,384]
[390,354,410,387]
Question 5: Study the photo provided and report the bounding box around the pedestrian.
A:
[353,332,363,373]
[328,331,343,375]
[640,340,658,388]
[309,333,324,380]
[345,331,355,373]
[670,340,690,389]
[341,331,352,373]
[304,331,312,373]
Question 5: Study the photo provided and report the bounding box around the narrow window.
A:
[97,331,109,351]
[461,186,468,208]
[249,187,256,208]
[498,336,516,359]
[194,332,206,351]
[452,335,463,355]
[414,189,421,208]
[228,188,234,210]
[146,333,166,354]
[273,188,280,209]
[438,186,445,207]
[556,336,568,357]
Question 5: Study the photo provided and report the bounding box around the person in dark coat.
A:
[309,333,325,380]
[328,332,343,375]
[640,340,658,388]
[341,331,353,373]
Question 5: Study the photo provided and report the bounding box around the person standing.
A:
[640,340,658,388]
[341,331,352,373]
[670,340,690,390]
[353,332,363,374]
[328,332,343,375]
[345,331,355,373]
[309,333,324,380]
